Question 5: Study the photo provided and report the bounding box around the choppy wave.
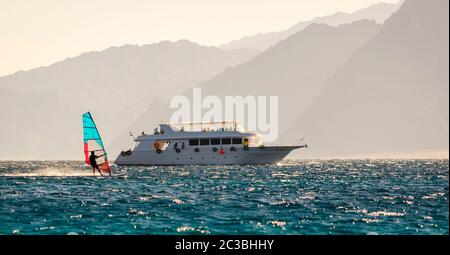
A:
[0,159,448,235]
[0,167,92,177]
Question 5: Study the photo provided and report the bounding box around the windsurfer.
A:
[89,151,104,176]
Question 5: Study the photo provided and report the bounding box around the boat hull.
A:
[114,146,302,166]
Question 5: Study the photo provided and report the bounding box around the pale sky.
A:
[0,0,399,77]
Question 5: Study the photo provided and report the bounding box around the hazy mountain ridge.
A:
[200,20,381,137]
[220,2,401,51]
[0,40,258,159]
[284,0,449,158]
[1,0,447,160]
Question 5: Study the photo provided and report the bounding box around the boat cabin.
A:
[132,122,263,153]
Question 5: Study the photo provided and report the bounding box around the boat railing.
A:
[161,121,245,132]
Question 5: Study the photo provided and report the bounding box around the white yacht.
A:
[115,122,307,166]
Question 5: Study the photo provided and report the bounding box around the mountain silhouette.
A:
[1,0,445,160]
[0,40,257,159]
[220,2,401,51]
[284,0,449,158]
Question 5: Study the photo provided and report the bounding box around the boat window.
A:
[200,139,210,145]
[232,138,242,144]
[211,138,220,145]
[221,138,231,145]
[189,139,199,146]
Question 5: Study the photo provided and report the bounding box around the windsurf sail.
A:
[82,112,111,174]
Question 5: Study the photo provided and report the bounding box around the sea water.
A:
[0,160,448,235]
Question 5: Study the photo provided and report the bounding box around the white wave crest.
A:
[0,167,93,177]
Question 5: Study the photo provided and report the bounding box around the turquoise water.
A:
[0,160,448,235]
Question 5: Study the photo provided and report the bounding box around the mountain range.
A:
[219,2,402,51]
[1,0,448,160]
[0,41,257,159]
[284,0,449,158]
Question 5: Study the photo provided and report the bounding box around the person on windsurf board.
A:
[89,151,106,176]
[82,112,112,176]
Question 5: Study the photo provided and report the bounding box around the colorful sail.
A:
[82,112,111,174]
